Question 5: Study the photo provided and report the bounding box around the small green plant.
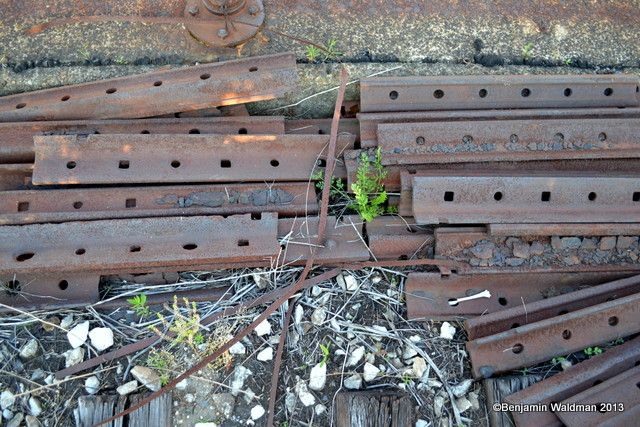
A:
[151,296,202,350]
[305,39,343,62]
[127,294,151,318]
[305,45,321,62]
[319,343,331,367]
[520,367,530,375]
[350,148,388,222]
[386,205,398,214]
[311,170,345,198]
[564,58,573,66]
[583,347,603,357]
[551,356,566,365]
[522,42,534,60]
[146,349,176,386]
[401,373,412,384]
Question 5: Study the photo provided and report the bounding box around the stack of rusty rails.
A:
[0,52,378,311]
[457,274,640,426]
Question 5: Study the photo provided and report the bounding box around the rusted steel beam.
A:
[488,223,640,237]
[366,216,433,260]
[279,216,370,264]
[465,274,640,340]
[0,116,285,163]
[285,118,360,143]
[0,272,100,310]
[358,107,640,148]
[433,226,488,257]
[0,53,298,122]
[405,271,634,321]
[360,75,640,113]
[410,172,640,224]
[0,164,32,190]
[505,337,640,427]
[555,365,640,427]
[0,182,316,225]
[0,213,279,275]
[378,118,640,165]
[32,133,354,185]
[466,290,640,378]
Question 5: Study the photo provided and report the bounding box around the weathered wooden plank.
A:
[334,390,414,427]
[74,393,171,427]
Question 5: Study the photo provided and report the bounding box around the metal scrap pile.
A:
[357,74,640,426]
[0,52,640,425]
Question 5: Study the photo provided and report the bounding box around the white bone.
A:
[448,290,492,306]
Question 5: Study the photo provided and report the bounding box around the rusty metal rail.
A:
[32,133,354,185]
[360,74,640,113]
[466,290,640,378]
[0,272,100,310]
[0,182,316,225]
[0,213,280,275]
[505,337,640,427]
[488,223,640,237]
[410,172,640,224]
[0,53,297,122]
[555,365,640,427]
[405,271,634,321]
[358,107,640,147]
[377,118,640,165]
[0,164,32,190]
[366,216,433,260]
[0,116,286,163]
[465,274,640,339]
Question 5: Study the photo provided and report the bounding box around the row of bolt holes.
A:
[13,67,260,109]
[14,240,251,263]
[443,191,640,203]
[66,159,282,170]
[389,87,619,100]
[415,132,608,145]
[66,157,331,171]
[510,314,621,355]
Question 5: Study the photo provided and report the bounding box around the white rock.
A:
[250,405,265,420]
[184,393,195,403]
[194,423,217,427]
[256,347,273,362]
[88,327,114,351]
[455,396,473,413]
[409,335,421,343]
[315,404,326,416]
[131,366,161,392]
[560,359,573,371]
[434,395,445,417]
[308,363,326,391]
[230,366,252,396]
[2,409,12,420]
[343,374,363,390]
[439,322,456,340]
[295,381,316,407]
[337,273,358,291]
[412,357,427,378]
[422,377,442,388]
[0,390,15,410]
[28,397,42,417]
[63,347,85,367]
[252,272,268,289]
[330,318,340,332]
[402,347,418,360]
[311,286,322,297]
[450,378,473,398]
[60,315,74,330]
[363,363,380,382]
[243,388,257,404]
[468,390,480,410]
[117,380,138,395]
[311,307,326,325]
[371,274,383,284]
[175,378,189,390]
[365,353,375,364]
[371,325,387,340]
[294,305,304,326]
[285,391,296,414]
[346,346,365,367]
[44,375,54,385]
[67,321,90,348]
[19,339,38,359]
[228,340,246,355]
[8,413,23,427]
[416,420,429,427]
[84,376,100,394]
[254,319,271,336]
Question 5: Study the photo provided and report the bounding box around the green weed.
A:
[350,147,388,222]
[522,42,534,60]
[127,294,151,318]
[319,343,331,367]
[583,347,603,357]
